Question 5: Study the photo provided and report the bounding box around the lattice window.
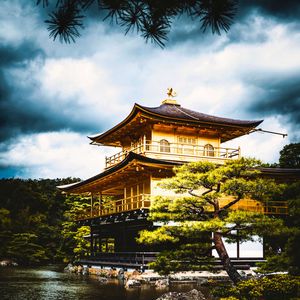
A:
[203,144,215,157]
[160,139,170,152]
[178,136,196,154]
[178,136,196,145]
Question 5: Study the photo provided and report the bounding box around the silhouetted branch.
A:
[37,0,239,46]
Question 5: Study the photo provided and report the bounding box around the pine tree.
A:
[37,0,238,47]
[138,158,286,284]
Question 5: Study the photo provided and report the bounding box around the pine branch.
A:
[45,1,84,43]
[188,189,216,209]
[39,0,238,46]
[219,195,242,212]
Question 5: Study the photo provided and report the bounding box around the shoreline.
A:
[64,263,257,288]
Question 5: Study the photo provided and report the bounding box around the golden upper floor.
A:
[89,100,262,169]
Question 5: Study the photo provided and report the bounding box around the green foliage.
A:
[279,143,300,168]
[257,181,300,275]
[138,158,287,283]
[213,275,300,300]
[0,178,84,264]
[230,275,300,300]
[7,233,48,265]
[61,194,91,261]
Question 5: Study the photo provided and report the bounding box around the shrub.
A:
[231,275,300,300]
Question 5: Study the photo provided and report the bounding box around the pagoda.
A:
[58,94,290,268]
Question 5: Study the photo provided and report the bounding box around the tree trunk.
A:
[213,231,242,285]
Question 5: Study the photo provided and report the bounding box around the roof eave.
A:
[57,152,177,193]
[88,103,263,144]
[88,103,141,142]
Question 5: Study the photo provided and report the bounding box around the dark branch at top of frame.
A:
[37,0,239,47]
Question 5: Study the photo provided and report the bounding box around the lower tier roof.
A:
[57,152,179,194]
[57,152,300,194]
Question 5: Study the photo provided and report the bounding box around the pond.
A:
[0,266,210,300]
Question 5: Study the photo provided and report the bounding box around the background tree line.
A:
[0,178,90,265]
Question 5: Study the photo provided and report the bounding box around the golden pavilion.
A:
[58,95,293,268]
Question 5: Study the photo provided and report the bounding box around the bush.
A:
[230,275,300,300]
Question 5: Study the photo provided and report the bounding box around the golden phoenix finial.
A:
[167,88,177,98]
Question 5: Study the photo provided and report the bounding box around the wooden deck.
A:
[79,252,265,270]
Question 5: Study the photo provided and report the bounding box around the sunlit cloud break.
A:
[0,0,299,178]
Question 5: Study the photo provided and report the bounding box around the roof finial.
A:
[162,88,179,105]
[167,87,177,98]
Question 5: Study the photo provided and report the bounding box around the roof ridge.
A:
[174,105,200,120]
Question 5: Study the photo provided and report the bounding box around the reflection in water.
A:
[0,266,205,300]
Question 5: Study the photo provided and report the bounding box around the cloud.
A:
[0,0,299,179]
[0,40,47,141]
[246,76,300,140]
[241,0,300,21]
[223,116,289,163]
[0,132,115,179]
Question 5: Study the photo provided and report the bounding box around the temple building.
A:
[58,95,292,268]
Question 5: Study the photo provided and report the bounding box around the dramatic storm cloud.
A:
[0,0,299,179]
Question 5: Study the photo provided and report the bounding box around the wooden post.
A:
[131,187,133,210]
[124,187,126,211]
[137,184,139,209]
[143,134,146,152]
[238,146,241,159]
[99,192,102,216]
[236,230,240,259]
[90,193,93,218]
[90,227,94,256]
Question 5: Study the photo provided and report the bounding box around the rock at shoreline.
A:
[155,278,169,289]
[98,277,108,283]
[77,265,83,274]
[156,289,206,300]
[0,260,18,267]
[118,268,125,280]
[125,279,142,288]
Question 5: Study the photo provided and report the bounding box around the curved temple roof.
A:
[89,102,263,145]
[57,152,179,193]
[140,103,262,127]
[57,152,300,194]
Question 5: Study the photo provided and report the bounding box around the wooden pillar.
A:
[131,187,134,210]
[143,134,146,152]
[90,226,94,256]
[90,193,93,218]
[124,187,126,211]
[236,230,240,259]
[137,184,139,208]
[99,192,102,216]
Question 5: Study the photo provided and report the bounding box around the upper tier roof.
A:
[89,102,263,146]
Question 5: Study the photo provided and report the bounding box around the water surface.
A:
[0,266,205,300]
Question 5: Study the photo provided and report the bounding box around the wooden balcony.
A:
[76,194,151,220]
[219,198,288,215]
[75,194,288,221]
[105,140,241,168]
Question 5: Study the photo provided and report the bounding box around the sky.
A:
[0,0,300,180]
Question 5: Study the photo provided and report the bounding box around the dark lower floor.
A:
[83,209,265,270]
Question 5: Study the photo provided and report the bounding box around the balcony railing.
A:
[105,140,240,168]
[219,198,288,215]
[76,194,288,221]
[76,194,151,220]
